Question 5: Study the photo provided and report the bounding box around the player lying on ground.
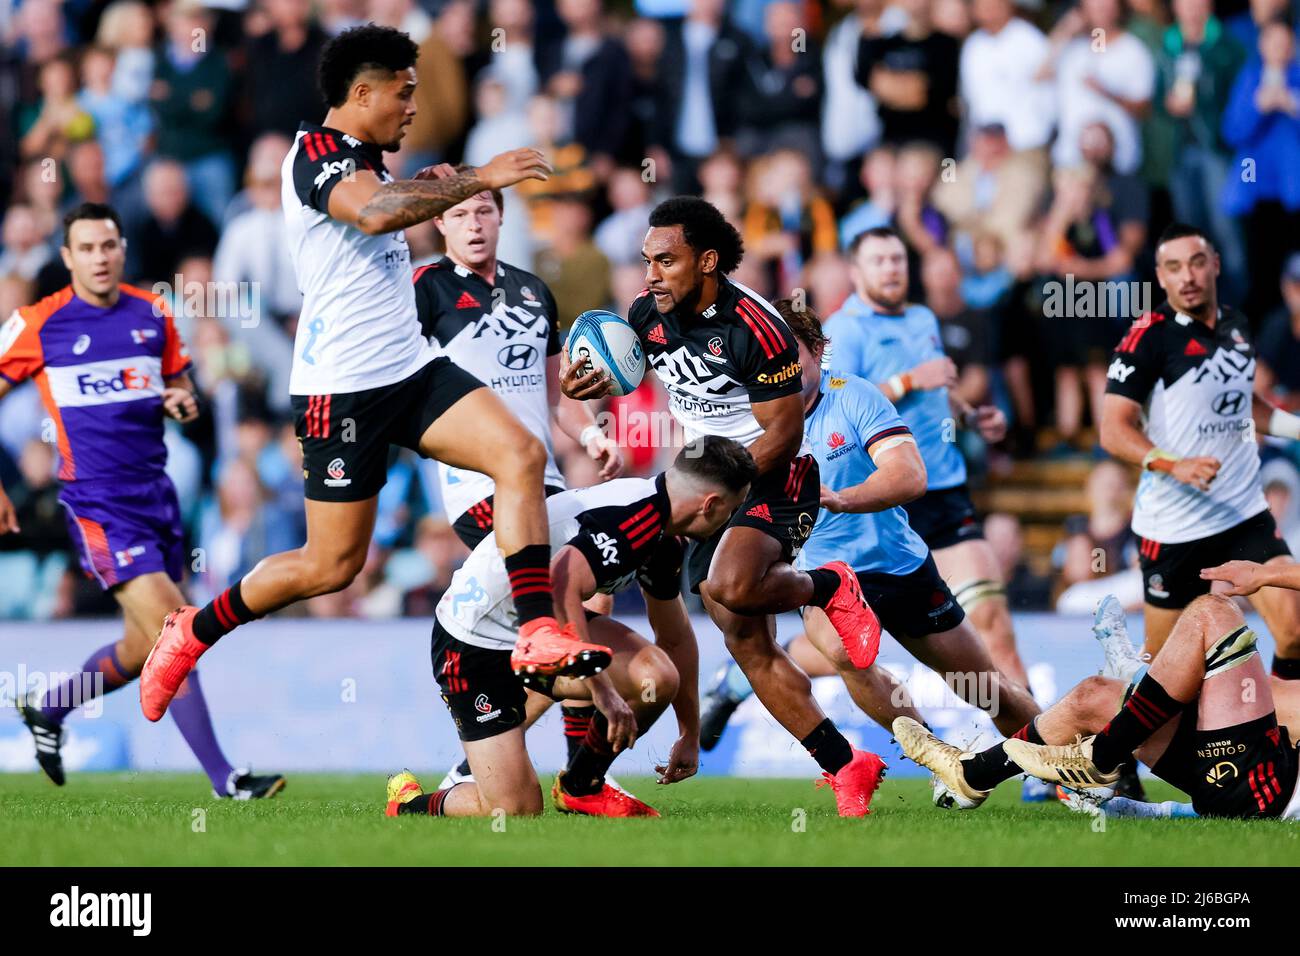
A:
[388,438,788,818]
[139,25,589,722]
[896,594,1300,820]
[412,178,625,792]
[560,197,886,815]
[0,203,282,797]
[698,300,1040,751]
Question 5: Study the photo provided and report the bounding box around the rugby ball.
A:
[566,310,646,396]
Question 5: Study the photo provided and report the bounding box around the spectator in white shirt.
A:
[960,0,1055,151]
[1041,0,1156,175]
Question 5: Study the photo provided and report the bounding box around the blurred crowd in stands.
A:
[3,0,1300,619]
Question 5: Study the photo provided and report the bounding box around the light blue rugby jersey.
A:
[822,294,967,491]
[796,370,930,576]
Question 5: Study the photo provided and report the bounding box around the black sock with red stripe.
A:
[801,718,854,775]
[805,569,841,609]
[1272,655,1300,680]
[962,718,1044,791]
[561,704,595,761]
[504,545,554,625]
[192,580,262,646]
[396,785,457,815]
[562,712,617,796]
[1091,673,1182,773]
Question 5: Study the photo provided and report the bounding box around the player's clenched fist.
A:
[476,148,552,190]
[162,387,199,424]
[1170,455,1220,491]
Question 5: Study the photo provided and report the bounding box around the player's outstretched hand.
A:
[1170,455,1220,491]
[655,735,699,785]
[586,431,625,481]
[559,345,613,400]
[590,674,637,753]
[1200,560,1267,596]
[162,387,199,424]
[477,148,552,190]
[972,405,1007,443]
[412,162,457,181]
[0,487,19,534]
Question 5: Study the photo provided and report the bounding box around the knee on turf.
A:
[486,788,544,817]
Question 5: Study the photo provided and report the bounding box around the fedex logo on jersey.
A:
[78,366,151,395]
[46,357,164,408]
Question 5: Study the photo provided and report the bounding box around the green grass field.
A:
[4,772,1298,866]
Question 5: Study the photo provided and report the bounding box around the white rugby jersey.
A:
[1106,304,1267,543]
[413,258,565,521]
[626,277,801,447]
[435,476,683,650]
[282,122,436,396]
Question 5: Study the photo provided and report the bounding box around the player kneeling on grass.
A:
[895,593,1300,820]
[387,437,756,819]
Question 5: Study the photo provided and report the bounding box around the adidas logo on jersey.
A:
[1184,339,1208,357]
[647,324,668,345]
[746,503,773,522]
[456,291,482,310]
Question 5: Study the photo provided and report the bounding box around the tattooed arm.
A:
[328,147,551,236]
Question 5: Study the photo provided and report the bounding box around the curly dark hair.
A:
[674,436,758,494]
[318,24,419,108]
[647,196,745,275]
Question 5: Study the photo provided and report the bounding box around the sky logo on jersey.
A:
[312,158,355,189]
[1107,357,1136,383]
[589,531,620,566]
[77,366,151,395]
[130,329,158,344]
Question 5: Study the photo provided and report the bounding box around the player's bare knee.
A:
[633,646,679,703]
[1186,593,1243,644]
[495,431,547,484]
[304,547,365,594]
[1072,675,1121,724]
[708,574,763,616]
